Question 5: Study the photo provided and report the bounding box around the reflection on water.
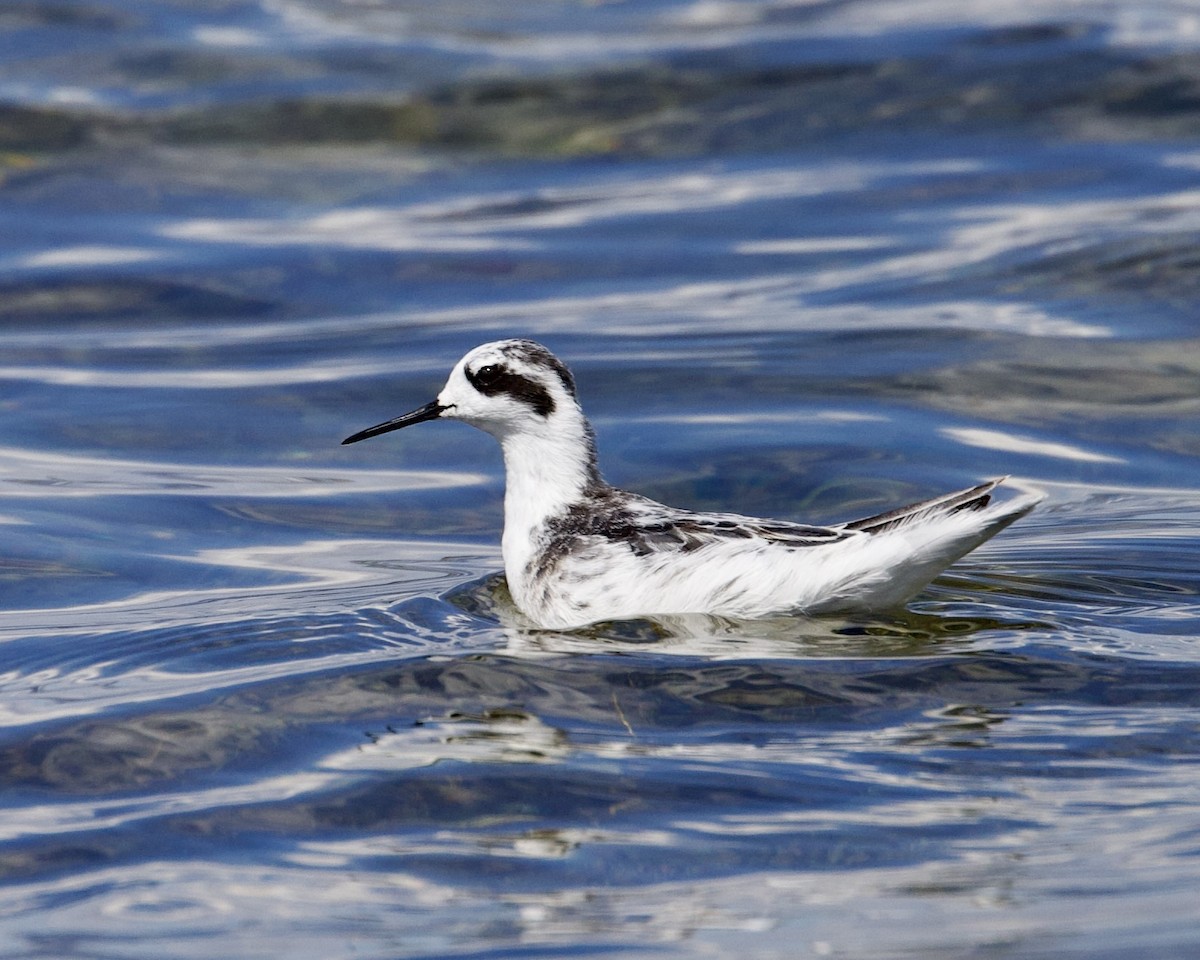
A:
[942,426,1126,464]
[444,570,1051,660]
[4,0,1200,957]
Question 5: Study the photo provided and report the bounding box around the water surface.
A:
[3,1,1200,957]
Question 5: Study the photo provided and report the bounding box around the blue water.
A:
[3,2,1200,957]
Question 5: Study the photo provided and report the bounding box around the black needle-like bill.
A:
[342,400,447,445]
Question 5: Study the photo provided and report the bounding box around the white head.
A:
[343,338,592,448]
[435,339,584,438]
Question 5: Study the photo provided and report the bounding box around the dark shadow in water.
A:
[4,485,1199,892]
[1,604,1195,783]
[12,24,1200,157]
[4,628,1200,889]
[0,277,276,325]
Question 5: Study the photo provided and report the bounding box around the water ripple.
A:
[5,2,1200,956]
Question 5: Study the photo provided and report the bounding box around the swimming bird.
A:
[343,339,1038,630]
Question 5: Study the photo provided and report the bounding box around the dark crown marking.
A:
[464,340,578,419]
[499,340,577,398]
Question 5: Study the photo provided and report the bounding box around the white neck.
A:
[496,411,603,592]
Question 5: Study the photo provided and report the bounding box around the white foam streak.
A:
[619,410,888,426]
[17,246,164,269]
[943,427,1126,464]
[161,161,976,251]
[0,358,406,389]
[164,209,535,253]
[0,446,487,499]
[404,278,1108,338]
[736,237,895,254]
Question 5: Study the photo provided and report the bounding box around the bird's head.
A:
[343,339,586,446]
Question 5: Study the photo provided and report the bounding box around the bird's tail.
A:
[812,478,1041,613]
[839,477,1007,534]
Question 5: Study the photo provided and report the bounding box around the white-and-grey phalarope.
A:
[344,339,1039,630]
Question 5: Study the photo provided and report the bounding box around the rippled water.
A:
[3,1,1200,957]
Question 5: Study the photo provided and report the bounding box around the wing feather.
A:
[839,478,1006,535]
[619,498,853,553]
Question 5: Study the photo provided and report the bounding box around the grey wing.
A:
[605,479,1010,561]
[621,499,855,554]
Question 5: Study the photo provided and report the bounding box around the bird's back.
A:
[516,479,1039,628]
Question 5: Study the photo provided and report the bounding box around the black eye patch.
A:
[466,362,555,417]
[473,363,503,387]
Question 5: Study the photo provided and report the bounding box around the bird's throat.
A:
[498,425,604,595]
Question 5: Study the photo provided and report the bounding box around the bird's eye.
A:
[474,363,502,385]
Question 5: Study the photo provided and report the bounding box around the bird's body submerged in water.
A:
[343,339,1038,630]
